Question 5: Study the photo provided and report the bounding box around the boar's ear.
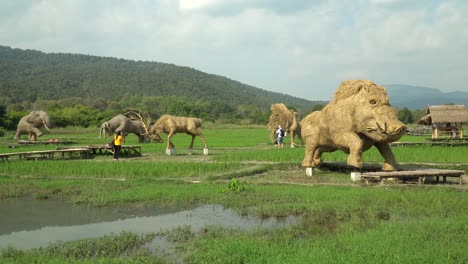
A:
[358,84,369,93]
[354,85,364,94]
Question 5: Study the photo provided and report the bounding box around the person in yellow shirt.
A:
[113,131,124,160]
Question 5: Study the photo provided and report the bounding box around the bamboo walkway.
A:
[0,145,142,161]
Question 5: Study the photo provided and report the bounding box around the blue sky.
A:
[1,0,467,101]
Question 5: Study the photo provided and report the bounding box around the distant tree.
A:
[412,108,427,124]
[311,104,325,112]
[4,110,27,130]
[398,107,414,124]
[0,105,6,128]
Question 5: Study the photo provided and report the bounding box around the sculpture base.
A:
[351,172,362,182]
[166,148,175,156]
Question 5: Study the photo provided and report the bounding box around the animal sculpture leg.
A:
[28,132,34,141]
[188,135,195,149]
[290,131,295,147]
[167,132,175,149]
[375,142,398,171]
[29,132,39,141]
[270,130,276,144]
[345,136,364,169]
[197,132,208,149]
[32,127,43,138]
[187,135,195,155]
[312,148,322,165]
[302,143,318,167]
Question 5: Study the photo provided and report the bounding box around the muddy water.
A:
[0,199,297,250]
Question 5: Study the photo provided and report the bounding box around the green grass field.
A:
[0,127,467,263]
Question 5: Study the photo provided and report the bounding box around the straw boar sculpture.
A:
[150,115,208,155]
[301,80,406,171]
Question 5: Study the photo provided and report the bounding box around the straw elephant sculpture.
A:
[14,111,52,141]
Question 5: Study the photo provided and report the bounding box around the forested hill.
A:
[0,45,318,112]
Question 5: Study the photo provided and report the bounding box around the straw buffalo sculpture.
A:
[14,110,53,141]
[150,115,208,155]
[268,103,302,147]
[301,80,406,171]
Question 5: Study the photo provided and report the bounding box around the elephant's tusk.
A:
[42,118,52,131]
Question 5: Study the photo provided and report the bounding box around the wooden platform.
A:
[0,145,142,161]
[17,140,75,145]
[320,162,383,171]
[361,169,465,185]
[390,141,468,147]
[78,145,142,157]
[8,140,75,149]
[0,148,91,161]
[318,162,465,185]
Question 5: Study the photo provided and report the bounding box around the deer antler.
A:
[124,108,153,140]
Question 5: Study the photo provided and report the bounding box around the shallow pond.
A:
[0,199,297,250]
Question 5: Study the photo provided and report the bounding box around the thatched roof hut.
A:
[418,105,468,125]
[418,105,468,139]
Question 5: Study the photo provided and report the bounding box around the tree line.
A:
[0,96,425,133]
[0,95,272,131]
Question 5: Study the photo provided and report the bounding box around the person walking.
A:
[113,131,124,160]
[276,125,285,148]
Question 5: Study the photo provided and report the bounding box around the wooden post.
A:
[432,126,438,139]
[457,123,463,138]
[166,148,175,155]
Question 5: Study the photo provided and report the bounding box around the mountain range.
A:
[0,45,466,112]
[384,84,468,109]
[0,45,320,114]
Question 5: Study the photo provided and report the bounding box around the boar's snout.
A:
[393,124,407,135]
[383,122,406,136]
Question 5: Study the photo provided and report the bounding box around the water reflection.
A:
[0,199,297,249]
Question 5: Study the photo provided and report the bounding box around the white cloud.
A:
[369,0,403,4]
[0,0,467,100]
[336,70,370,81]
[179,0,217,11]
